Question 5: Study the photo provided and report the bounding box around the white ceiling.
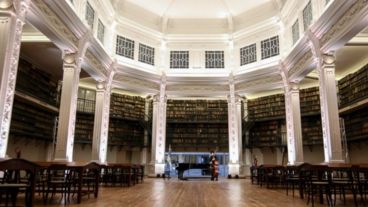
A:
[113,0,272,19]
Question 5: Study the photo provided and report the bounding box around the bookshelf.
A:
[166,99,228,151]
[16,58,58,106]
[108,118,145,147]
[108,93,147,147]
[110,93,145,120]
[248,94,285,121]
[10,95,57,142]
[167,99,228,122]
[9,58,58,142]
[249,120,284,147]
[300,87,320,115]
[338,63,368,109]
[301,116,323,145]
[342,107,368,142]
[246,87,322,147]
[167,123,228,150]
[74,113,94,144]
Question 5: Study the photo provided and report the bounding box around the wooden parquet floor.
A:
[33,178,357,207]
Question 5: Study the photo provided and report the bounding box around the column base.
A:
[228,163,240,178]
[148,163,165,177]
[326,159,345,164]
[53,158,69,162]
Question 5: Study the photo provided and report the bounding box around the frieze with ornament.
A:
[320,0,368,47]
[32,0,78,46]
[85,50,109,77]
[287,50,313,78]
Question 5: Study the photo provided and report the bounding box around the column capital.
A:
[96,81,106,91]
[322,53,336,65]
[152,95,160,103]
[0,0,30,19]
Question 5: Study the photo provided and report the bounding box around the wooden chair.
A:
[329,163,358,206]
[304,165,333,207]
[285,163,310,197]
[45,164,76,202]
[0,158,39,207]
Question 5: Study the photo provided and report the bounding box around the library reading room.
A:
[0,0,368,206]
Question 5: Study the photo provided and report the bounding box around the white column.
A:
[54,53,81,161]
[91,72,113,163]
[141,98,151,166]
[284,83,304,165]
[318,54,343,163]
[149,77,167,176]
[0,0,30,158]
[227,79,242,177]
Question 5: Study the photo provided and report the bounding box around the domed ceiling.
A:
[110,0,285,34]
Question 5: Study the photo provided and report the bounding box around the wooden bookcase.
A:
[110,93,145,120]
[167,99,228,122]
[108,118,145,147]
[74,113,94,144]
[166,99,228,151]
[247,94,285,121]
[338,63,368,108]
[10,97,57,142]
[300,87,320,115]
[16,58,58,106]
[249,120,284,147]
[341,103,368,142]
[10,58,59,142]
[109,93,146,147]
[247,87,322,147]
[301,116,323,145]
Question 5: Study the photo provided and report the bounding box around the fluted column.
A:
[318,54,343,163]
[54,53,81,161]
[284,83,304,165]
[91,71,114,163]
[149,76,167,177]
[0,0,30,158]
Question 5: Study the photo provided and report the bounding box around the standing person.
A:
[209,151,218,181]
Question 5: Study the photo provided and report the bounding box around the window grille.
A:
[261,36,279,60]
[205,51,224,68]
[85,2,95,28]
[139,43,155,66]
[116,35,135,59]
[303,1,313,31]
[240,44,257,66]
[292,20,300,45]
[170,51,189,69]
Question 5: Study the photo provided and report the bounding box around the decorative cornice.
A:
[31,0,79,46]
[320,0,368,48]
[287,50,313,78]
[236,75,283,90]
[85,49,108,78]
[114,75,160,91]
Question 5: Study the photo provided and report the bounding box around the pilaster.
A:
[91,71,114,163]
[227,77,242,177]
[0,0,30,158]
[318,53,344,163]
[149,76,167,177]
[54,52,81,161]
[284,83,304,165]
